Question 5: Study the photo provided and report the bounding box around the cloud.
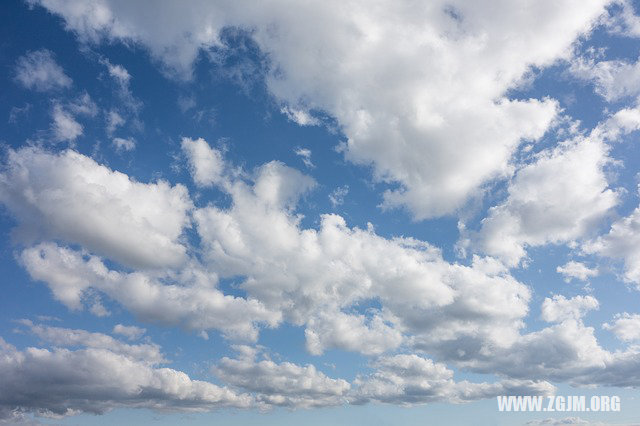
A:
[304,310,403,356]
[51,104,83,142]
[178,95,196,113]
[101,59,141,111]
[0,146,192,269]
[213,352,350,408]
[583,192,640,286]
[541,295,599,323]
[473,119,621,267]
[214,350,554,408]
[20,243,281,340]
[328,185,349,207]
[112,324,146,340]
[68,92,98,116]
[181,137,227,187]
[282,107,319,127]
[18,320,164,364]
[105,61,130,84]
[293,147,314,169]
[603,313,640,342]
[187,140,530,356]
[351,354,554,405]
[5,137,640,393]
[106,109,125,135]
[28,0,611,218]
[14,49,72,91]
[556,261,599,282]
[112,136,136,152]
[0,332,251,420]
[570,54,640,102]
[604,0,640,38]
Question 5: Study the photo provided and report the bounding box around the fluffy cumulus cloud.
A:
[181,137,227,187]
[570,54,640,102]
[4,133,640,417]
[14,49,72,91]
[351,354,554,405]
[20,242,280,340]
[541,295,599,323]
[9,1,640,420]
[557,261,599,282]
[583,194,640,286]
[212,347,558,409]
[472,116,624,267]
[0,146,192,269]
[213,349,350,408]
[603,313,640,342]
[0,326,251,421]
[187,139,532,356]
[27,0,612,218]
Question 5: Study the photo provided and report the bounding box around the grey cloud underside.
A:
[0,325,553,419]
[0,325,253,421]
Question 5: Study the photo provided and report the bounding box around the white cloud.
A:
[101,59,141,111]
[112,324,146,340]
[188,139,530,355]
[474,127,620,267]
[67,92,98,117]
[293,147,314,169]
[0,146,192,269]
[28,0,611,218]
[570,54,640,102]
[0,332,250,420]
[106,109,125,135]
[14,49,72,91]
[18,320,164,364]
[328,185,349,207]
[604,0,640,38]
[213,350,555,408]
[112,137,136,152]
[105,61,130,84]
[351,354,555,405]
[304,310,403,356]
[603,313,640,342]
[51,104,83,142]
[583,194,640,286]
[5,137,640,393]
[557,261,599,282]
[281,107,319,127]
[541,295,599,323]
[213,353,350,408]
[181,137,227,187]
[20,243,281,341]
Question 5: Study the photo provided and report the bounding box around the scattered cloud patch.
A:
[14,49,72,92]
[329,185,349,207]
[294,147,314,169]
[51,104,83,142]
[112,324,146,340]
[112,137,135,152]
[557,261,599,282]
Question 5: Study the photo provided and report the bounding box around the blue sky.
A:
[2,1,640,425]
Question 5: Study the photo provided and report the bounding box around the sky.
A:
[2,0,640,425]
